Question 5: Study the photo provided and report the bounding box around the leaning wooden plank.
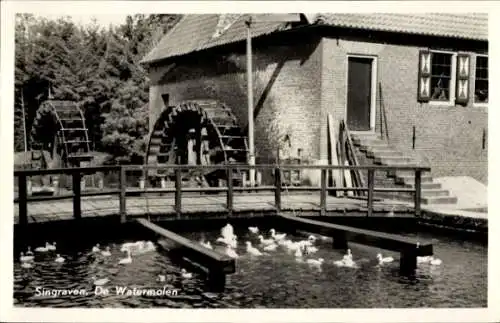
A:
[135,218,235,274]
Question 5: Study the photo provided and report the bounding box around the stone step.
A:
[352,137,388,147]
[366,148,403,158]
[373,155,413,165]
[396,195,458,205]
[394,174,433,184]
[421,189,450,197]
[358,142,390,152]
[403,182,442,189]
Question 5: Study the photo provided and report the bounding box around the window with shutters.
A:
[474,55,488,105]
[418,50,458,105]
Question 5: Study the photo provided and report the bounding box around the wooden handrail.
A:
[340,120,366,197]
[14,164,429,225]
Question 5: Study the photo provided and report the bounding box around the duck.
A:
[157,275,166,282]
[92,244,101,253]
[20,252,34,262]
[307,235,317,243]
[21,262,33,269]
[47,242,57,251]
[200,240,213,250]
[376,253,394,265]
[245,241,263,256]
[35,242,50,252]
[333,258,357,268]
[144,241,156,252]
[54,254,65,263]
[263,243,278,251]
[101,247,112,257]
[221,223,235,239]
[225,246,239,259]
[429,257,442,266]
[343,249,353,261]
[26,246,34,256]
[294,247,303,258]
[118,250,132,265]
[258,235,275,246]
[306,258,324,267]
[269,229,286,241]
[181,269,193,279]
[248,226,259,234]
[92,276,109,286]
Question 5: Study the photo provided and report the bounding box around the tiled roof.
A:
[316,13,488,42]
[141,13,488,64]
[141,14,289,64]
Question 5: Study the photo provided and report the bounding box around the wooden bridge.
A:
[14,164,429,225]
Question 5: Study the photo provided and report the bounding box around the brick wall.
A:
[321,37,488,184]
[148,38,323,164]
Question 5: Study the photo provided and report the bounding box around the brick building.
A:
[141,13,488,191]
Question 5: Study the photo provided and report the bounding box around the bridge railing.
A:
[13,164,430,225]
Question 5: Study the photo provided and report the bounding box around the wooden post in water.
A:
[119,167,127,223]
[175,168,182,218]
[274,166,281,212]
[414,169,422,217]
[72,171,82,220]
[332,231,348,250]
[400,250,417,276]
[208,270,227,292]
[226,167,233,216]
[320,168,327,216]
[18,174,28,226]
[367,169,374,217]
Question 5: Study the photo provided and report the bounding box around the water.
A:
[14,226,487,308]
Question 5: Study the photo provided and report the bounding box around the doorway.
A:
[346,56,376,131]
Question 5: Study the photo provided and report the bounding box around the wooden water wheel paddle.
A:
[145,100,249,187]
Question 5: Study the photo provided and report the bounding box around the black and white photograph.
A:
[1,1,498,322]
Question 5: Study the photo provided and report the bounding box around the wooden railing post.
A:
[226,167,233,216]
[18,174,28,226]
[175,168,182,217]
[367,169,374,217]
[119,166,127,223]
[72,171,82,220]
[274,166,281,212]
[414,169,422,217]
[320,168,327,216]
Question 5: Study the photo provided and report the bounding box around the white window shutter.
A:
[418,50,431,102]
[455,54,470,105]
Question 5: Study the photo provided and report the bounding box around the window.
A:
[430,52,454,102]
[474,56,488,104]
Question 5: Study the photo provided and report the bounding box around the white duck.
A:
[225,246,239,259]
[92,276,109,286]
[221,223,234,239]
[119,250,132,265]
[92,244,101,253]
[263,243,278,251]
[181,269,193,279]
[245,241,263,256]
[157,275,166,282]
[306,258,324,267]
[304,245,319,255]
[26,246,34,256]
[307,235,317,243]
[47,242,57,251]
[376,253,394,265]
[101,246,112,257]
[258,235,275,246]
[20,252,34,262]
[21,262,33,269]
[333,258,357,268]
[269,229,286,241]
[200,240,213,250]
[429,257,442,266]
[417,256,432,263]
[294,247,303,258]
[54,254,65,263]
[343,249,353,261]
[144,241,156,252]
[35,242,50,252]
[248,226,259,234]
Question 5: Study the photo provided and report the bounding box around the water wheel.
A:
[145,100,249,187]
[30,100,94,169]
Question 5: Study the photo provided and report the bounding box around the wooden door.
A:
[347,57,373,131]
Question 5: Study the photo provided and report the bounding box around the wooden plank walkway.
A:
[13,193,414,224]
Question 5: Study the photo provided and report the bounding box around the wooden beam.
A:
[72,172,81,220]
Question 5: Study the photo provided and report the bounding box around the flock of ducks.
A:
[198,223,443,271]
[19,240,194,285]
